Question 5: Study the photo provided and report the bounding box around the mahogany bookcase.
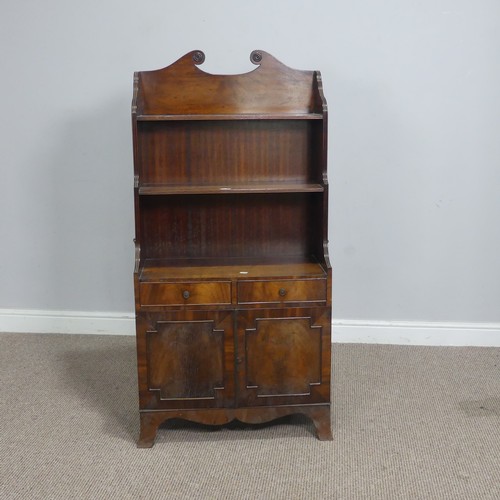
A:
[132,50,332,447]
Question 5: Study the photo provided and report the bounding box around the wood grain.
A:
[132,51,331,446]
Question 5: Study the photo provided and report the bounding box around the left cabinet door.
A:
[136,311,235,410]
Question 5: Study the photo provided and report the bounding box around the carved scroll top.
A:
[192,50,205,65]
[191,50,265,68]
[137,50,323,116]
[250,50,263,64]
[184,50,277,71]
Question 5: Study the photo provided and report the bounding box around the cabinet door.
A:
[236,308,331,407]
[136,311,235,410]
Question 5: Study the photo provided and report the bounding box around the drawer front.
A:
[237,279,326,304]
[140,281,231,306]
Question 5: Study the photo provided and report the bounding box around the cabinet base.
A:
[137,405,332,447]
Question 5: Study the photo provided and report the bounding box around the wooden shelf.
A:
[140,257,327,282]
[138,183,324,195]
[136,113,323,121]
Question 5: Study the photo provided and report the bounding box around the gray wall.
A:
[1,0,499,322]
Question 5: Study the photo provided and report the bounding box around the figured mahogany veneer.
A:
[237,279,327,304]
[132,50,332,446]
[140,281,232,306]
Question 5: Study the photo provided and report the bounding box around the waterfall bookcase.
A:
[132,50,332,447]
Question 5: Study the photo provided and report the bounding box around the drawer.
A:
[140,281,231,306]
[237,279,326,304]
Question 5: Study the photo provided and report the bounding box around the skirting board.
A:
[0,309,500,346]
[334,319,500,347]
[0,309,135,336]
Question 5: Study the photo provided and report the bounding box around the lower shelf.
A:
[137,405,333,447]
[139,257,327,281]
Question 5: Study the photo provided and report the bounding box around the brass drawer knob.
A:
[182,290,190,300]
[279,288,287,297]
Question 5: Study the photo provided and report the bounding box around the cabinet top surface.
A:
[139,259,327,282]
[133,50,326,117]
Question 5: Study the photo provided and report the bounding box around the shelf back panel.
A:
[140,193,321,261]
[138,121,316,185]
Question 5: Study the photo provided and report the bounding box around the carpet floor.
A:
[1,332,499,499]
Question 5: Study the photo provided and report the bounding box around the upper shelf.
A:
[132,50,327,117]
[138,182,324,195]
[136,113,323,121]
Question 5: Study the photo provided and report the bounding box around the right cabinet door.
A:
[236,307,331,407]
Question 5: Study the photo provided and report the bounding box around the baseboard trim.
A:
[1,309,499,346]
[333,319,500,346]
[0,309,136,336]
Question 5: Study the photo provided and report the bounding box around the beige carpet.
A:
[1,332,499,499]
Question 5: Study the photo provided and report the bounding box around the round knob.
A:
[279,288,287,297]
[182,290,190,300]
